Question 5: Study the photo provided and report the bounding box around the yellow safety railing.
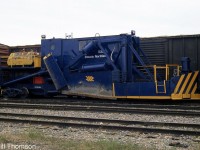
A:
[153,64,181,94]
[153,65,166,94]
[165,64,181,81]
[137,64,181,94]
[137,64,181,81]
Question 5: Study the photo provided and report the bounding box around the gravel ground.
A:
[0,108,199,124]
[0,122,200,150]
[0,108,200,149]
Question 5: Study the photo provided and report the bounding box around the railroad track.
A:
[0,102,200,116]
[0,112,200,136]
[1,98,200,111]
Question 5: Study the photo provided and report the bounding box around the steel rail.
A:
[0,103,200,116]
[0,103,199,116]
[0,100,200,110]
[0,112,200,129]
[0,115,200,136]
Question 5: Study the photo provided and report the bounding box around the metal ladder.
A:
[153,65,167,94]
[155,80,166,94]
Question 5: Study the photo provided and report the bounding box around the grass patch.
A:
[0,135,9,143]
[22,128,145,150]
[47,139,144,150]
[0,128,146,150]
[0,128,200,150]
[26,128,45,141]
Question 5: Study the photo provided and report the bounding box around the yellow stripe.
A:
[191,94,200,99]
[185,71,199,94]
[155,81,158,93]
[173,75,185,94]
[114,96,127,98]
[164,80,166,93]
[191,83,197,94]
[125,96,171,99]
[179,73,192,94]
[139,96,171,99]
[126,96,140,99]
[171,94,182,100]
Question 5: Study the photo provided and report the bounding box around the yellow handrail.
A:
[138,64,181,81]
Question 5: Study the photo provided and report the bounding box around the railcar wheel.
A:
[2,88,19,98]
[20,87,29,98]
[2,91,9,98]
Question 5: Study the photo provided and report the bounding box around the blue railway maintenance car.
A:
[42,32,200,100]
[0,32,199,100]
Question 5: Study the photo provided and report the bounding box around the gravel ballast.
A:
[0,108,199,124]
[0,107,200,149]
[0,122,200,150]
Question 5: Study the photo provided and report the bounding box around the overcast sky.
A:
[1,0,200,46]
